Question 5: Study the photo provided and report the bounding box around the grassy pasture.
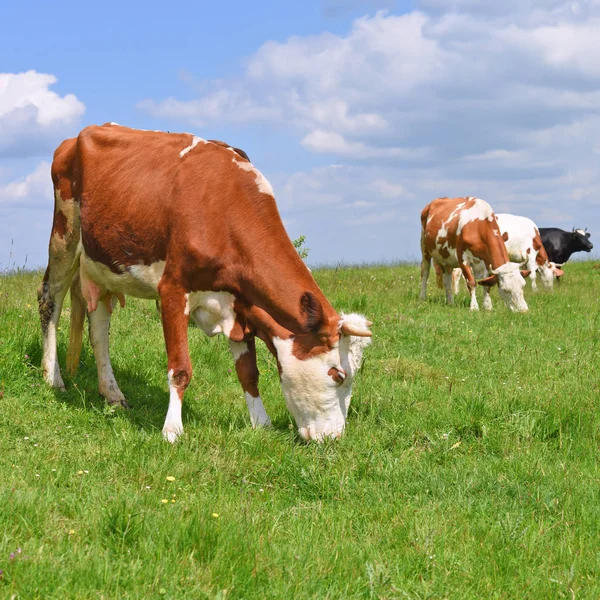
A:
[0,262,599,599]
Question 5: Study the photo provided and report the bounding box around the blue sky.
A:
[1,0,599,269]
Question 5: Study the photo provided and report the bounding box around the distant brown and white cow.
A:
[420,197,529,312]
[38,123,372,442]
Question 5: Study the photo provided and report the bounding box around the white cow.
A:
[495,214,563,292]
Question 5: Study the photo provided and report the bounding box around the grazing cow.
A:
[38,123,372,442]
[495,214,564,292]
[539,227,593,264]
[420,197,529,312]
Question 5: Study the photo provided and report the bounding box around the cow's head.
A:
[536,261,564,291]
[573,228,593,252]
[477,262,529,312]
[273,312,372,442]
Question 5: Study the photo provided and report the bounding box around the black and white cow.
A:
[539,228,593,264]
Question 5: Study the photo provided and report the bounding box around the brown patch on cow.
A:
[526,247,531,254]
[533,229,550,266]
[502,231,509,242]
[52,210,68,238]
[439,246,450,259]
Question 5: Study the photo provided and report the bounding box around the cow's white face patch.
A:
[232,157,274,196]
[493,263,528,313]
[180,136,207,158]
[537,263,555,291]
[187,291,236,337]
[272,313,371,441]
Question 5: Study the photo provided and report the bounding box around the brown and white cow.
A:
[38,123,372,442]
[420,197,529,312]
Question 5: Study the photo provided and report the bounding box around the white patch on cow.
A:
[232,157,274,196]
[163,369,183,443]
[456,198,493,235]
[109,122,120,126]
[179,135,207,158]
[575,229,586,237]
[245,393,271,428]
[229,340,248,361]
[184,293,190,316]
[187,291,236,337]
[272,313,370,441]
[80,253,165,300]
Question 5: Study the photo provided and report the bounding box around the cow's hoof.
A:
[162,426,182,443]
[44,369,66,391]
[105,395,130,409]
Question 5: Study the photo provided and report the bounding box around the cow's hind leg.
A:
[159,280,192,442]
[38,191,81,390]
[442,269,454,305]
[89,299,128,408]
[229,337,271,428]
[420,254,431,300]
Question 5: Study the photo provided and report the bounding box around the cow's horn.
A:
[341,322,372,337]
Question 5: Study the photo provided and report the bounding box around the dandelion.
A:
[78,470,84,475]
[212,513,219,518]
[166,475,175,482]
[69,529,75,535]
[161,499,169,504]
[171,499,176,503]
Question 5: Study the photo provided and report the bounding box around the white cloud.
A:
[0,161,52,207]
[0,71,85,158]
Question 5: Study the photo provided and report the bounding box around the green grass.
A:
[1,262,599,599]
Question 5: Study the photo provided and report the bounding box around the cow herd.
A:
[420,196,592,313]
[37,124,593,443]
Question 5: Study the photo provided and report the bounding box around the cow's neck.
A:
[482,221,511,271]
[222,228,340,342]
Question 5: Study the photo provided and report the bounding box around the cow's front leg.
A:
[159,282,192,443]
[229,337,271,428]
[460,262,479,311]
[482,286,493,311]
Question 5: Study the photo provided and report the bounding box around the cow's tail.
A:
[66,270,86,376]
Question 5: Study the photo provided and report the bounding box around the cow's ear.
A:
[553,266,565,277]
[520,270,531,279]
[502,231,509,242]
[477,274,499,287]
[300,291,324,333]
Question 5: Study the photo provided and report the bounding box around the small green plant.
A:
[292,235,309,259]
